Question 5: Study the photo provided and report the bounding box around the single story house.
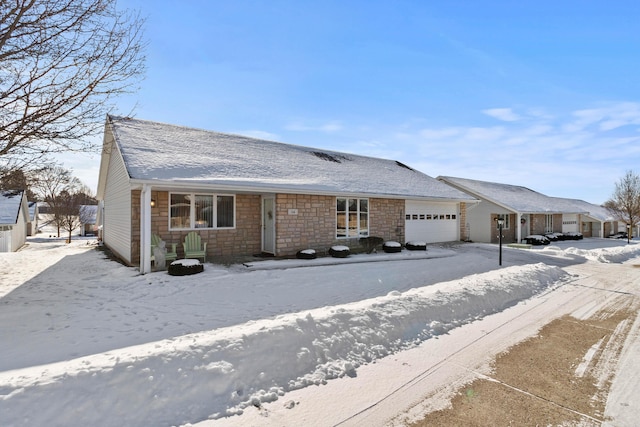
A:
[96,115,477,273]
[0,190,29,252]
[549,197,620,238]
[27,201,38,236]
[437,176,591,244]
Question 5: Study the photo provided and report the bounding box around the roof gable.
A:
[0,190,27,225]
[105,116,475,201]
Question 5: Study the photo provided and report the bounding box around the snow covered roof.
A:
[104,116,475,201]
[438,176,586,214]
[0,190,26,225]
[28,201,38,221]
[550,197,613,222]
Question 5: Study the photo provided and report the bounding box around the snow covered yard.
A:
[1,236,640,426]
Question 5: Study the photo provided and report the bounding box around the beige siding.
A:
[102,146,132,264]
[11,207,27,251]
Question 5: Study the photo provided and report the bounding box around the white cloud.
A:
[567,102,640,132]
[388,101,640,203]
[482,108,521,122]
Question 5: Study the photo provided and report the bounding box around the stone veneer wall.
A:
[529,213,564,235]
[131,191,262,265]
[368,198,405,243]
[553,214,563,233]
[459,202,468,241]
[529,214,546,235]
[274,194,336,256]
[275,195,406,256]
[131,191,409,262]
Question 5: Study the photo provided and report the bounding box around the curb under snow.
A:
[0,263,568,427]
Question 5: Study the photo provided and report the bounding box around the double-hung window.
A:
[170,193,235,230]
[336,197,369,237]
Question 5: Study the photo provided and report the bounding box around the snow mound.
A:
[559,244,640,263]
[0,263,567,427]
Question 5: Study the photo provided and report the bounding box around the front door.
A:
[262,197,275,254]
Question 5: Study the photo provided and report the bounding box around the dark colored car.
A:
[524,235,551,245]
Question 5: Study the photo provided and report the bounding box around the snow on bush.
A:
[329,245,350,258]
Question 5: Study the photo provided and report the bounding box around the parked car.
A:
[564,232,583,240]
[609,231,628,239]
[524,235,551,245]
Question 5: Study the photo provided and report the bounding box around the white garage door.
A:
[562,214,579,233]
[405,201,458,243]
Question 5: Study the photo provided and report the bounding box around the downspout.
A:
[140,185,152,274]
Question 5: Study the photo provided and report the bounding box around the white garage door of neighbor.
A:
[562,214,579,233]
[405,201,458,243]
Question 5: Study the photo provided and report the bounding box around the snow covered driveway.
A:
[0,237,639,426]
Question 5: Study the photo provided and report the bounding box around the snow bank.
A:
[0,263,567,427]
[542,243,640,263]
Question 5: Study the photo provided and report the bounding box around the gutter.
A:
[127,179,479,203]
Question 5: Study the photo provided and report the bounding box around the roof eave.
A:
[128,178,478,202]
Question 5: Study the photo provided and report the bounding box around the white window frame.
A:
[169,192,236,230]
[336,197,369,238]
[545,214,553,232]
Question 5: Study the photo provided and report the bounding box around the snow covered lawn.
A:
[1,236,639,426]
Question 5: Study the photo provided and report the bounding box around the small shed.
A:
[27,201,39,236]
[0,190,29,252]
[79,205,98,236]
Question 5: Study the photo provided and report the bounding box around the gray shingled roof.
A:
[550,197,613,221]
[438,176,586,214]
[108,116,475,201]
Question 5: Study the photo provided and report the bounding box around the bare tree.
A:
[0,0,146,174]
[604,170,640,241]
[57,188,83,243]
[31,165,78,236]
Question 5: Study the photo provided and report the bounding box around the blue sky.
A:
[67,0,640,204]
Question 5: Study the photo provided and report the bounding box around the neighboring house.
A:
[549,197,619,238]
[27,201,39,236]
[437,177,591,244]
[96,115,477,273]
[79,205,98,236]
[0,190,29,252]
[37,202,51,214]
